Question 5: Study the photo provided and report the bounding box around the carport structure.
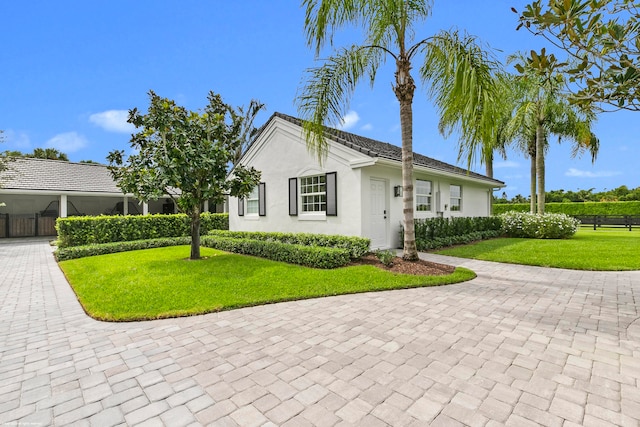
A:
[0,158,177,237]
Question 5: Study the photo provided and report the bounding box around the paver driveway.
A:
[1,238,640,426]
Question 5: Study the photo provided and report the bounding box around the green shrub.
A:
[500,211,579,239]
[405,216,503,251]
[207,230,370,259]
[57,213,229,247]
[493,201,640,216]
[55,237,191,261]
[374,249,396,267]
[201,236,351,269]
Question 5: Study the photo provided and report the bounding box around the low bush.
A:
[201,235,351,269]
[374,249,396,267]
[415,230,503,251]
[57,213,228,247]
[55,237,191,261]
[208,230,370,259]
[500,211,580,239]
[404,216,503,251]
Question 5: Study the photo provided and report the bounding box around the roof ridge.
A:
[247,112,503,186]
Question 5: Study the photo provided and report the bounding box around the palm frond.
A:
[420,29,502,168]
[295,45,382,162]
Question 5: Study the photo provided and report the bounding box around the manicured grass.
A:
[59,245,475,321]
[435,228,640,270]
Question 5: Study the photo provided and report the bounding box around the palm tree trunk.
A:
[485,151,494,215]
[529,156,536,214]
[536,122,545,214]
[528,140,536,214]
[485,151,494,179]
[394,56,418,261]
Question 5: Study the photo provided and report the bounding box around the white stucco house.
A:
[230,112,505,249]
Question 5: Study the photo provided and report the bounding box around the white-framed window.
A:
[300,174,327,213]
[416,179,432,212]
[450,185,462,211]
[246,186,259,215]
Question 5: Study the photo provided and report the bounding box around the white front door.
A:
[368,178,388,249]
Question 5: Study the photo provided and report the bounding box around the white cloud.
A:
[46,132,88,153]
[338,111,360,130]
[494,160,520,169]
[565,168,622,178]
[89,110,135,133]
[361,123,373,131]
[3,129,31,149]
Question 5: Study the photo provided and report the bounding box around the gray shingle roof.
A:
[0,158,123,194]
[267,112,504,186]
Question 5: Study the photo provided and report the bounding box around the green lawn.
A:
[435,228,640,270]
[59,245,475,322]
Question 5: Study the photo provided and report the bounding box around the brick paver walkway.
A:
[1,237,640,426]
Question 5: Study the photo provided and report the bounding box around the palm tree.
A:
[297,0,499,261]
[232,100,265,166]
[423,33,505,180]
[509,52,599,213]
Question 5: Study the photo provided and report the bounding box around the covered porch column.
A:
[60,194,68,218]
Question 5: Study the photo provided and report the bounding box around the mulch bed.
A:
[350,254,455,276]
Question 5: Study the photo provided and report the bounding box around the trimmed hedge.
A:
[56,213,229,248]
[208,230,370,259]
[55,237,191,261]
[493,201,640,216]
[406,216,503,251]
[201,236,351,269]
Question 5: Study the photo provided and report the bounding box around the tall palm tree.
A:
[297,0,499,261]
[509,54,599,213]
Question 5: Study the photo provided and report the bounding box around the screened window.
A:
[300,175,326,213]
[416,180,432,211]
[246,186,259,214]
[450,185,462,211]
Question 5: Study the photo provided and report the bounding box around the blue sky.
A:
[1,1,638,198]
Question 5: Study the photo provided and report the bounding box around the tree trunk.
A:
[394,55,418,261]
[536,121,545,214]
[528,138,536,214]
[529,154,536,214]
[485,151,494,215]
[190,205,201,260]
[485,151,494,179]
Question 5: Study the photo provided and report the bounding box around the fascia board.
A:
[373,158,505,188]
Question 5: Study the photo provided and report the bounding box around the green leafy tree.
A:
[107,91,261,260]
[2,147,69,161]
[30,148,69,161]
[297,0,500,261]
[517,0,640,111]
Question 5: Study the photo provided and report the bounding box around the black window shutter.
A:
[259,182,266,216]
[238,197,244,216]
[326,172,337,216]
[289,178,298,216]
